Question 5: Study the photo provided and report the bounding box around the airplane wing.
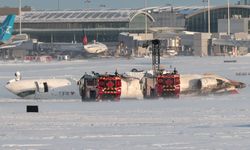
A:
[0,41,23,50]
[0,44,17,49]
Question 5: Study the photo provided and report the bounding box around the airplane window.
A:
[43,82,49,92]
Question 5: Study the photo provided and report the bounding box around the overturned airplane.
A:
[5,70,246,100]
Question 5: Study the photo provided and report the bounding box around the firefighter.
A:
[173,68,178,74]
[115,69,118,76]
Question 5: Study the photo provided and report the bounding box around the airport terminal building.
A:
[0,6,198,43]
[13,9,156,43]
[1,5,250,43]
[1,4,250,59]
[186,5,250,33]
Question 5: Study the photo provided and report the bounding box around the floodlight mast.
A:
[227,0,231,35]
[208,0,210,33]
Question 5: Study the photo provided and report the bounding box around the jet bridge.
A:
[212,38,250,48]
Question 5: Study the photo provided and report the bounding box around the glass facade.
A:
[129,14,151,30]
[248,20,250,33]
[19,22,129,30]
[21,30,136,43]
[15,21,131,43]
[152,12,185,28]
[14,11,153,43]
[240,0,250,5]
[186,6,250,33]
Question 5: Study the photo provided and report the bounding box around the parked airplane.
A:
[0,14,29,49]
[82,34,108,54]
[5,71,245,99]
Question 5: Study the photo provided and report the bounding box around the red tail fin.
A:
[83,34,88,45]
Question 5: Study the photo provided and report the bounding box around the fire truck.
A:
[78,74,97,101]
[97,75,122,101]
[155,73,180,98]
[142,71,181,99]
[78,72,122,101]
[142,39,181,98]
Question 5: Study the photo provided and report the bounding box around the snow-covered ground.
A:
[0,56,250,149]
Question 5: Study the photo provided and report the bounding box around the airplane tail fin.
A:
[0,14,16,43]
[82,34,88,45]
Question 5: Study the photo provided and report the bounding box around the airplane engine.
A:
[198,77,218,92]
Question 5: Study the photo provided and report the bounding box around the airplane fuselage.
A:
[84,42,108,54]
[5,78,80,99]
[5,73,245,100]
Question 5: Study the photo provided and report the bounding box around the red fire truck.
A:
[155,73,180,98]
[97,75,122,101]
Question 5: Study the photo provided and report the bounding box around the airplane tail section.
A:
[0,14,16,43]
[82,34,88,45]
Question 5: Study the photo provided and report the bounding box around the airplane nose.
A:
[5,82,18,94]
[5,83,13,92]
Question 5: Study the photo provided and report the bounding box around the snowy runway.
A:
[0,100,250,149]
[0,57,250,149]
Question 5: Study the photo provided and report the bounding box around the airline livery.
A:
[0,14,16,45]
[0,14,28,49]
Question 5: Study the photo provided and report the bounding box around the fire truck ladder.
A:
[152,39,161,74]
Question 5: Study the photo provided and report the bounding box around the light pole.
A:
[208,0,211,33]
[19,0,22,34]
[144,0,148,40]
[202,0,206,32]
[227,0,230,35]
[57,0,60,10]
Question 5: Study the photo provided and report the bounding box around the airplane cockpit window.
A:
[17,90,36,98]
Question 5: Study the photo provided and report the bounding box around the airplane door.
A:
[35,81,49,93]
[44,82,48,92]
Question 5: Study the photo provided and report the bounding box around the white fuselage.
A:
[5,78,80,99]
[84,42,108,54]
[119,73,239,99]
[179,74,234,95]
[166,50,178,56]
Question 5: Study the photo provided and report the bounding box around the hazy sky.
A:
[0,0,239,10]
